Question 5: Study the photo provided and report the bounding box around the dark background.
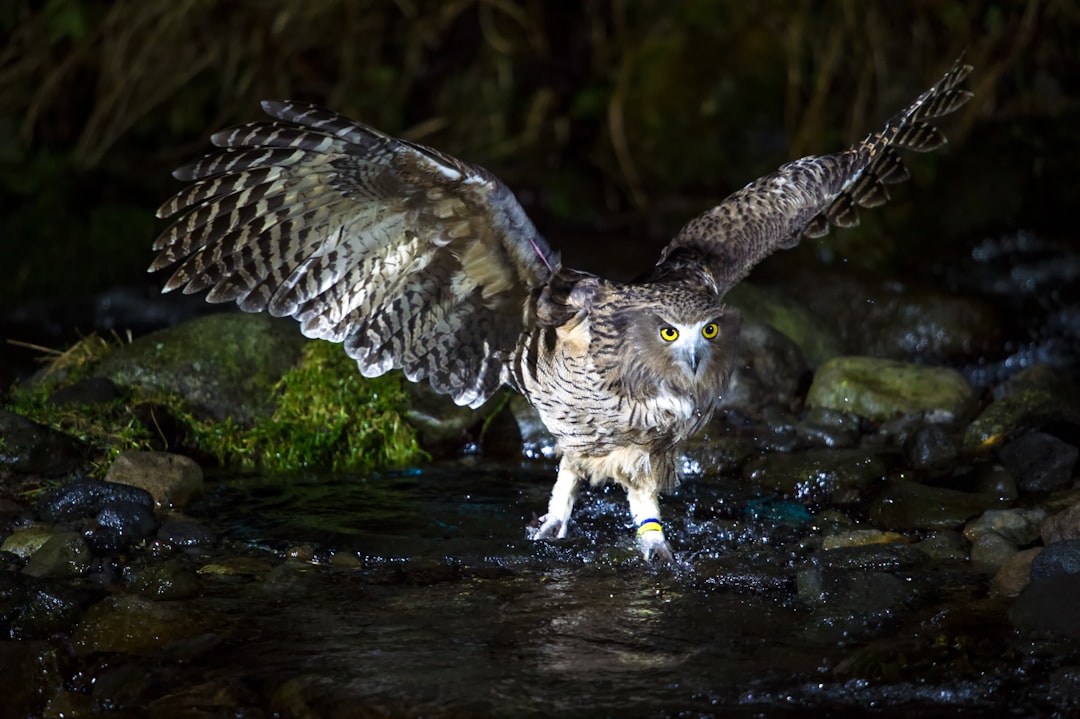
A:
[1,1,1076,338]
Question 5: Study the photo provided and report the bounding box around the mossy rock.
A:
[806,356,975,423]
[94,313,308,424]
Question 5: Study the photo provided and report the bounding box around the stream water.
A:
[124,461,1072,718]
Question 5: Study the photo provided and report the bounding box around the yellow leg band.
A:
[637,519,663,536]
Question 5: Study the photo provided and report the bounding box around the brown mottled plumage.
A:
[151,58,973,560]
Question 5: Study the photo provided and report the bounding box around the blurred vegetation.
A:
[4,336,424,474]
[1,0,1077,308]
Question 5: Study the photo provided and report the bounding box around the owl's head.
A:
[609,285,741,398]
[645,306,740,382]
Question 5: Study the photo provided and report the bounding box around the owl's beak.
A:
[686,347,699,374]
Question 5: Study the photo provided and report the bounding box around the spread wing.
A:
[152,101,557,408]
[654,57,973,291]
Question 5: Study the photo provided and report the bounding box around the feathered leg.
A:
[628,484,674,562]
[529,463,581,540]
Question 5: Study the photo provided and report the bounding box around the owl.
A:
[151,58,972,560]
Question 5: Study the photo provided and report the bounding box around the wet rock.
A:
[868,480,999,531]
[904,424,961,469]
[1030,539,1080,582]
[72,593,212,655]
[1009,574,1080,639]
[913,530,970,562]
[998,431,1078,493]
[968,531,1018,574]
[0,409,86,476]
[964,508,1047,546]
[963,374,1080,454]
[991,547,1042,597]
[1042,500,1080,543]
[128,561,201,600]
[96,501,159,541]
[0,573,85,639]
[157,519,216,547]
[0,525,55,559]
[83,527,126,555]
[94,313,308,424]
[718,321,808,413]
[806,356,975,422]
[197,556,275,578]
[797,567,918,642]
[783,268,1001,363]
[724,282,843,366]
[744,448,887,505]
[22,531,90,578]
[38,477,154,523]
[821,528,908,550]
[46,376,118,406]
[105,450,204,509]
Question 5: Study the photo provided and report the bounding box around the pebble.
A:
[1030,539,1080,582]
[991,547,1042,597]
[904,424,961,469]
[821,528,908,550]
[913,530,970,562]
[968,530,1018,574]
[1041,500,1080,544]
[963,508,1046,546]
[105,451,204,509]
[22,531,90,578]
[998,431,1078,492]
[0,525,56,559]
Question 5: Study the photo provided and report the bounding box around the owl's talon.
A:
[637,525,674,563]
[527,513,568,540]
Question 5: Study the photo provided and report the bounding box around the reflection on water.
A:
[160,462,1061,718]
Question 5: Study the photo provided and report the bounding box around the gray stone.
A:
[105,451,204,509]
[22,531,90,578]
[1042,500,1080,544]
[1031,539,1080,582]
[998,431,1078,492]
[991,547,1042,597]
[964,508,1047,546]
[968,531,1018,574]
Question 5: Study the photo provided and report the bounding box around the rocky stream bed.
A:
[1,231,1080,717]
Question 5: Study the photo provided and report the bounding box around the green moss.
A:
[192,340,426,472]
[3,335,425,475]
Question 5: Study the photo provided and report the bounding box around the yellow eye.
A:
[701,322,719,339]
[659,326,679,342]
